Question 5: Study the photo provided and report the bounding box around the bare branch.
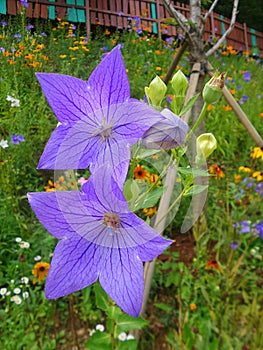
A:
[162,0,190,34]
[205,0,239,57]
[200,0,220,34]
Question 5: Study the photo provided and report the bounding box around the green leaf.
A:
[117,339,137,350]
[94,282,108,311]
[123,179,140,203]
[178,167,209,177]
[179,93,200,117]
[183,185,208,197]
[115,314,148,333]
[85,332,112,350]
[154,302,173,311]
[134,187,164,211]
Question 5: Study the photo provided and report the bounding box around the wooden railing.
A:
[1,0,263,56]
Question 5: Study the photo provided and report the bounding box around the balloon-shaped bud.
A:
[145,76,167,108]
[196,133,217,166]
[142,108,189,150]
[171,70,188,96]
[202,72,225,104]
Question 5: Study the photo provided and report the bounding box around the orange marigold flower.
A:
[234,174,241,183]
[206,259,220,270]
[143,206,157,217]
[32,262,50,284]
[209,164,225,179]
[155,66,162,71]
[207,104,215,112]
[260,112,263,118]
[223,105,232,111]
[190,303,197,311]
[134,165,150,180]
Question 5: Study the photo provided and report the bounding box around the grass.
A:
[0,10,263,350]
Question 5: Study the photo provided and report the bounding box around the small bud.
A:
[145,76,167,108]
[171,70,188,96]
[202,72,225,104]
[142,108,189,150]
[196,133,217,166]
[170,70,188,114]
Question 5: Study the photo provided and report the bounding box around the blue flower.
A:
[11,134,25,144]
[243,71,251,82]
[27,168,172,317]
[254,221,263,239]
[20,0,29,8]
[36,46,165,187]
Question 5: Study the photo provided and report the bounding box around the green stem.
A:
[187,102,208,139]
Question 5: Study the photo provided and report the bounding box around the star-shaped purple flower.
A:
[36,46,165,186]
[27,167,172,317]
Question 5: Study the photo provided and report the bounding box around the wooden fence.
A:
[1,0,263,56]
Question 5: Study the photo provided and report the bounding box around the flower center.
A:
[103,212,120,235]
[94,117,113,141]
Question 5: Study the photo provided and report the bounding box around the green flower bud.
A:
[145,76,167,108]
[196,133,217,166]
[202,72,225,104]
[171,70,188,96]
[170,70,188,114]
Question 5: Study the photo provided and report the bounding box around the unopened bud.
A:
[202,72,225,104]
[170,70,188,114]
[196,133,217,166]
[171,70,188,96]
[145,76,167,108]
[142,108,189,150]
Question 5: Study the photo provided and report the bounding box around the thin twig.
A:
[206,0,239,57]
[163,41,188,85]
[200,0,220,34]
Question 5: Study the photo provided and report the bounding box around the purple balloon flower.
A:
[27,168,172,317]
[36,46,165,186]
[243,71,251,82]
[142,108,189,150]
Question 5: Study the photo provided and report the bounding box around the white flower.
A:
[11,295,22,304]
[0,139,8,149]
[89,329,95,337]
[95,324,105,332]
[118,332,127,341]
[127,334,135,340]
[0,288,7,295]
[23,292,29,299]
[6,291,11,296]
[20,241,30,249]
[21,277,29,284]
[13,288,21,294]
[34,255,42,261]
[15,237,22,242]
[6,95,20,107]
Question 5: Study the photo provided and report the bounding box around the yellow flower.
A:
[238,166,252,173]
[250,147,263,161]
[59,54,67,59]
[82,46,89,52]
[148,174,162,186]
[252,171,263,181]
[69,46,79,51]
[143,206,157,217]
[155,66,162,71]
[32,262,50,284]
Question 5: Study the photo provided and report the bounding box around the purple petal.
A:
[112,102,166,144]
[87,45,130,108]
[137,235,172,262]
[45,236,101,298]
[99,247,144,317]
[35,73,100,123]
